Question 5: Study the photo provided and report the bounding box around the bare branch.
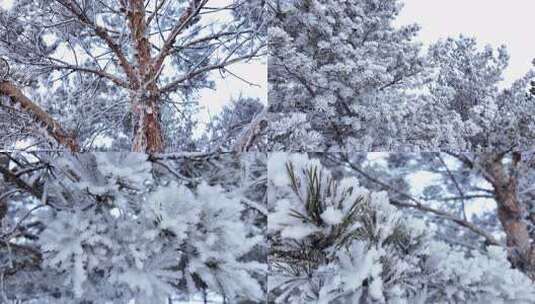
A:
[436,154,468,221]
[153,0,208,73]
[161,46,265,93]
[330,153,501,246]
[390,199,500,246]
[48,62,129,88]
[55,0,138,85]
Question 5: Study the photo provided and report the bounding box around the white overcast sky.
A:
[396,0,535,86]
[0,1,12,10]
[367,153,496,221]
[196,0,266,128]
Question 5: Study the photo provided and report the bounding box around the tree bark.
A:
[232,108,267,152]
[126,0,165,153]
[131,95,165,153]
[0,81,80,152]
[484,153,535,279]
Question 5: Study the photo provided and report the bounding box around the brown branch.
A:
[390,199,500,246]
[0,81,79,152]
[0,164,43,199]
[153,0,208,73]
[178,30,254,51]
[330,153,501,246]
[438,194,495,201]
[146,0,168,26]
[436,154,468,221]
[0,242,43,276]
[56,0,138,86]
[161,47,264,93]
[49,63,129,88]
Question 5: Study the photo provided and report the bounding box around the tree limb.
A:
[55,0,138,86]
[0,81,79,152]
[153,0,208,73]
[161,47,264,93]
[330,153,501,246]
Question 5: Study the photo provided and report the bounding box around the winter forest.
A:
[1,0,535,303]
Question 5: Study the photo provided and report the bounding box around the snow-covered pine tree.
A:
[267,0,535,151]
[268,153,535,303]
[426,36,535,151]
[267,0,426,151]
[324,151,535,283]
[0,0,266,152]
[0,152,267,303]
[202,97,267,152]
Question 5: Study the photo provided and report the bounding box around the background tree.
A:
[202,96,267,152]
[425,36,535,151]
[267,0,426,151]
[0,0,266,152]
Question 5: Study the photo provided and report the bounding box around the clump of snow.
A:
[320,206,344,225]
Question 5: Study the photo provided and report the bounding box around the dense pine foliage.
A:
[0,152,267,303]
[268,0,535,151]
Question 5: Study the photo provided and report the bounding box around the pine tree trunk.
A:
[127,0,165,153]
[131,93,164,153]
[485,153,535,279]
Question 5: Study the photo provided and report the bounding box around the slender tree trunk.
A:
[0,155,8,226]
[126,0,165,153]
[485,153,535,279]
[232,108,267,152]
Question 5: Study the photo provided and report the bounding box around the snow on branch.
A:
[0,81,79,152]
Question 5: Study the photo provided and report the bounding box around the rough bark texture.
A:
[484,153,535,279]
[124,0,205,153]
[131,97,165,153]
[124,0,165,153]
[0,156,7,227]
[0,81,80,152]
